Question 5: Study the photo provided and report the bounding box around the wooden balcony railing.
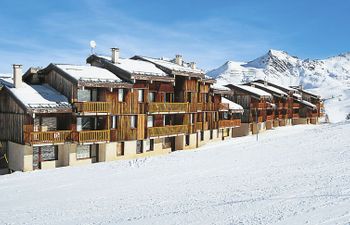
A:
[148,125,188,137]
[216,103,229,111]
[197,103,215,111]
[75,102,111,113]
[24,130,72,144]
[292,113,299,118]
[250,102,266,109]
[218,119,241,128]
[292,103,299,108]
[74,130,110,143]
[258,116,263,122]
[203,122,209,130]
[148,102,188,113]
[311,113,318,118]
[196,122,203,130]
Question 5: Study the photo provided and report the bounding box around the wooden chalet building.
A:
[225,84,272,135]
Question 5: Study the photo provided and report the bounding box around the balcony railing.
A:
[216,103,229,111]
[148,125,188,137]
[74,130,110,143]
[250,102,266,109]
[75,102,111,113]
[24,130,72,144]
[218,119,241,128]
[197,103,215,111]
[196,122,203,130]
[148,102,188,113]
[292,113,299,118]
[311,113,318,118]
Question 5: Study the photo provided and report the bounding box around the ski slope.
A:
[0,122,350,225]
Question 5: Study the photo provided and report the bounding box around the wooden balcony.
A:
[203,122,209,130]
[311,113,318,118]
[75,102,111,114]
[197,103,215,111]
[292,113,299,118]
[24,130,72,145]
[74,130,110,143]
[250,102,266,109]
[218,119,241,128]
[216,103,229,111]
[258,116,263,122]
[148,125,188,137]
[196,122,203,130]
[148,102,188,113]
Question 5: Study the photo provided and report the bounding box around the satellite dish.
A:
[90,40,96,48]
[90,40,96,54]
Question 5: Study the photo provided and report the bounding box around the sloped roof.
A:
[133,55,205,76]
[96,56,167,77]
[221,97,244,113]
[296,99,317,109]
[0,78,71,113]
[251,82,288,97]
[55,64,123,82]
[226,84,272,99]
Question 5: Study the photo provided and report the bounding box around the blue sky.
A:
[0,0,349,73]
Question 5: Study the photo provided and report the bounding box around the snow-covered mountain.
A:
[208,50,350,122]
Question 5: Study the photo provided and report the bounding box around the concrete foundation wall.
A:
[184,133,197,150]
[292,118,308,125]
[232,123,251,137]
[8,142,33,172]
[252,122,266,134]
[273,119,279,127]
[198,130,210,147]
[266,121,273,130]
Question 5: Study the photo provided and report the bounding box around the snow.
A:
[138,56,205,74]
[221,97,243,112]
[296,99,317,109]
[233,84,272,98]
[98,56,167,76]
[56,64,123,82]
[5,82,69,108]
[251,82,288,97]
[0,122,350,224]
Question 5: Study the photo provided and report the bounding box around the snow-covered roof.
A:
[56,64,123,82]
[293,93,302,99]
[213,83,231,91]
[229,84,272,98]
[298,89,321,99]
[221,97,244,113]
[252,82,288,97]
[136,56,205,75]
[98,56,167,77]
[2,79,70,112]
[296,99,317,109]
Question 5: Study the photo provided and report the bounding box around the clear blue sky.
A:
[0,0,349,72]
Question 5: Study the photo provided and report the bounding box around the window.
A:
[117,142,124,156]
[138,89,144,102]
[189,114,193,124]
[200,131,204,141]
[191,114,195,124]
[41,146,58,161]
[165,93,172,102]
[130,116,137,128]
[77,145,91,159]
[162,137,172,149]
[118,89,124,102]
[111,116,117,129]
[147,116,153,128]
[144,139,152,152]
[77,89,91,102]
[185,135,190,146]
[149,139,154,151]
[149,92,155,102]
[136,140,143,154]
[187,92,192,103]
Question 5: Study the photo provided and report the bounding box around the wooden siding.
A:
[46,70,75,102]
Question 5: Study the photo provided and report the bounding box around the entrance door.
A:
[171,137,176,152]
[91,145,99,163]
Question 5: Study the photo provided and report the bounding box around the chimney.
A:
[13,64,23,88]
[190,62,196,70]
[111,48,119,63]
[175,54,182,65]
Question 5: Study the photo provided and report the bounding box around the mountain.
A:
[208,49,350,122]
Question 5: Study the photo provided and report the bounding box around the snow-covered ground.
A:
[1,123,350,225]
